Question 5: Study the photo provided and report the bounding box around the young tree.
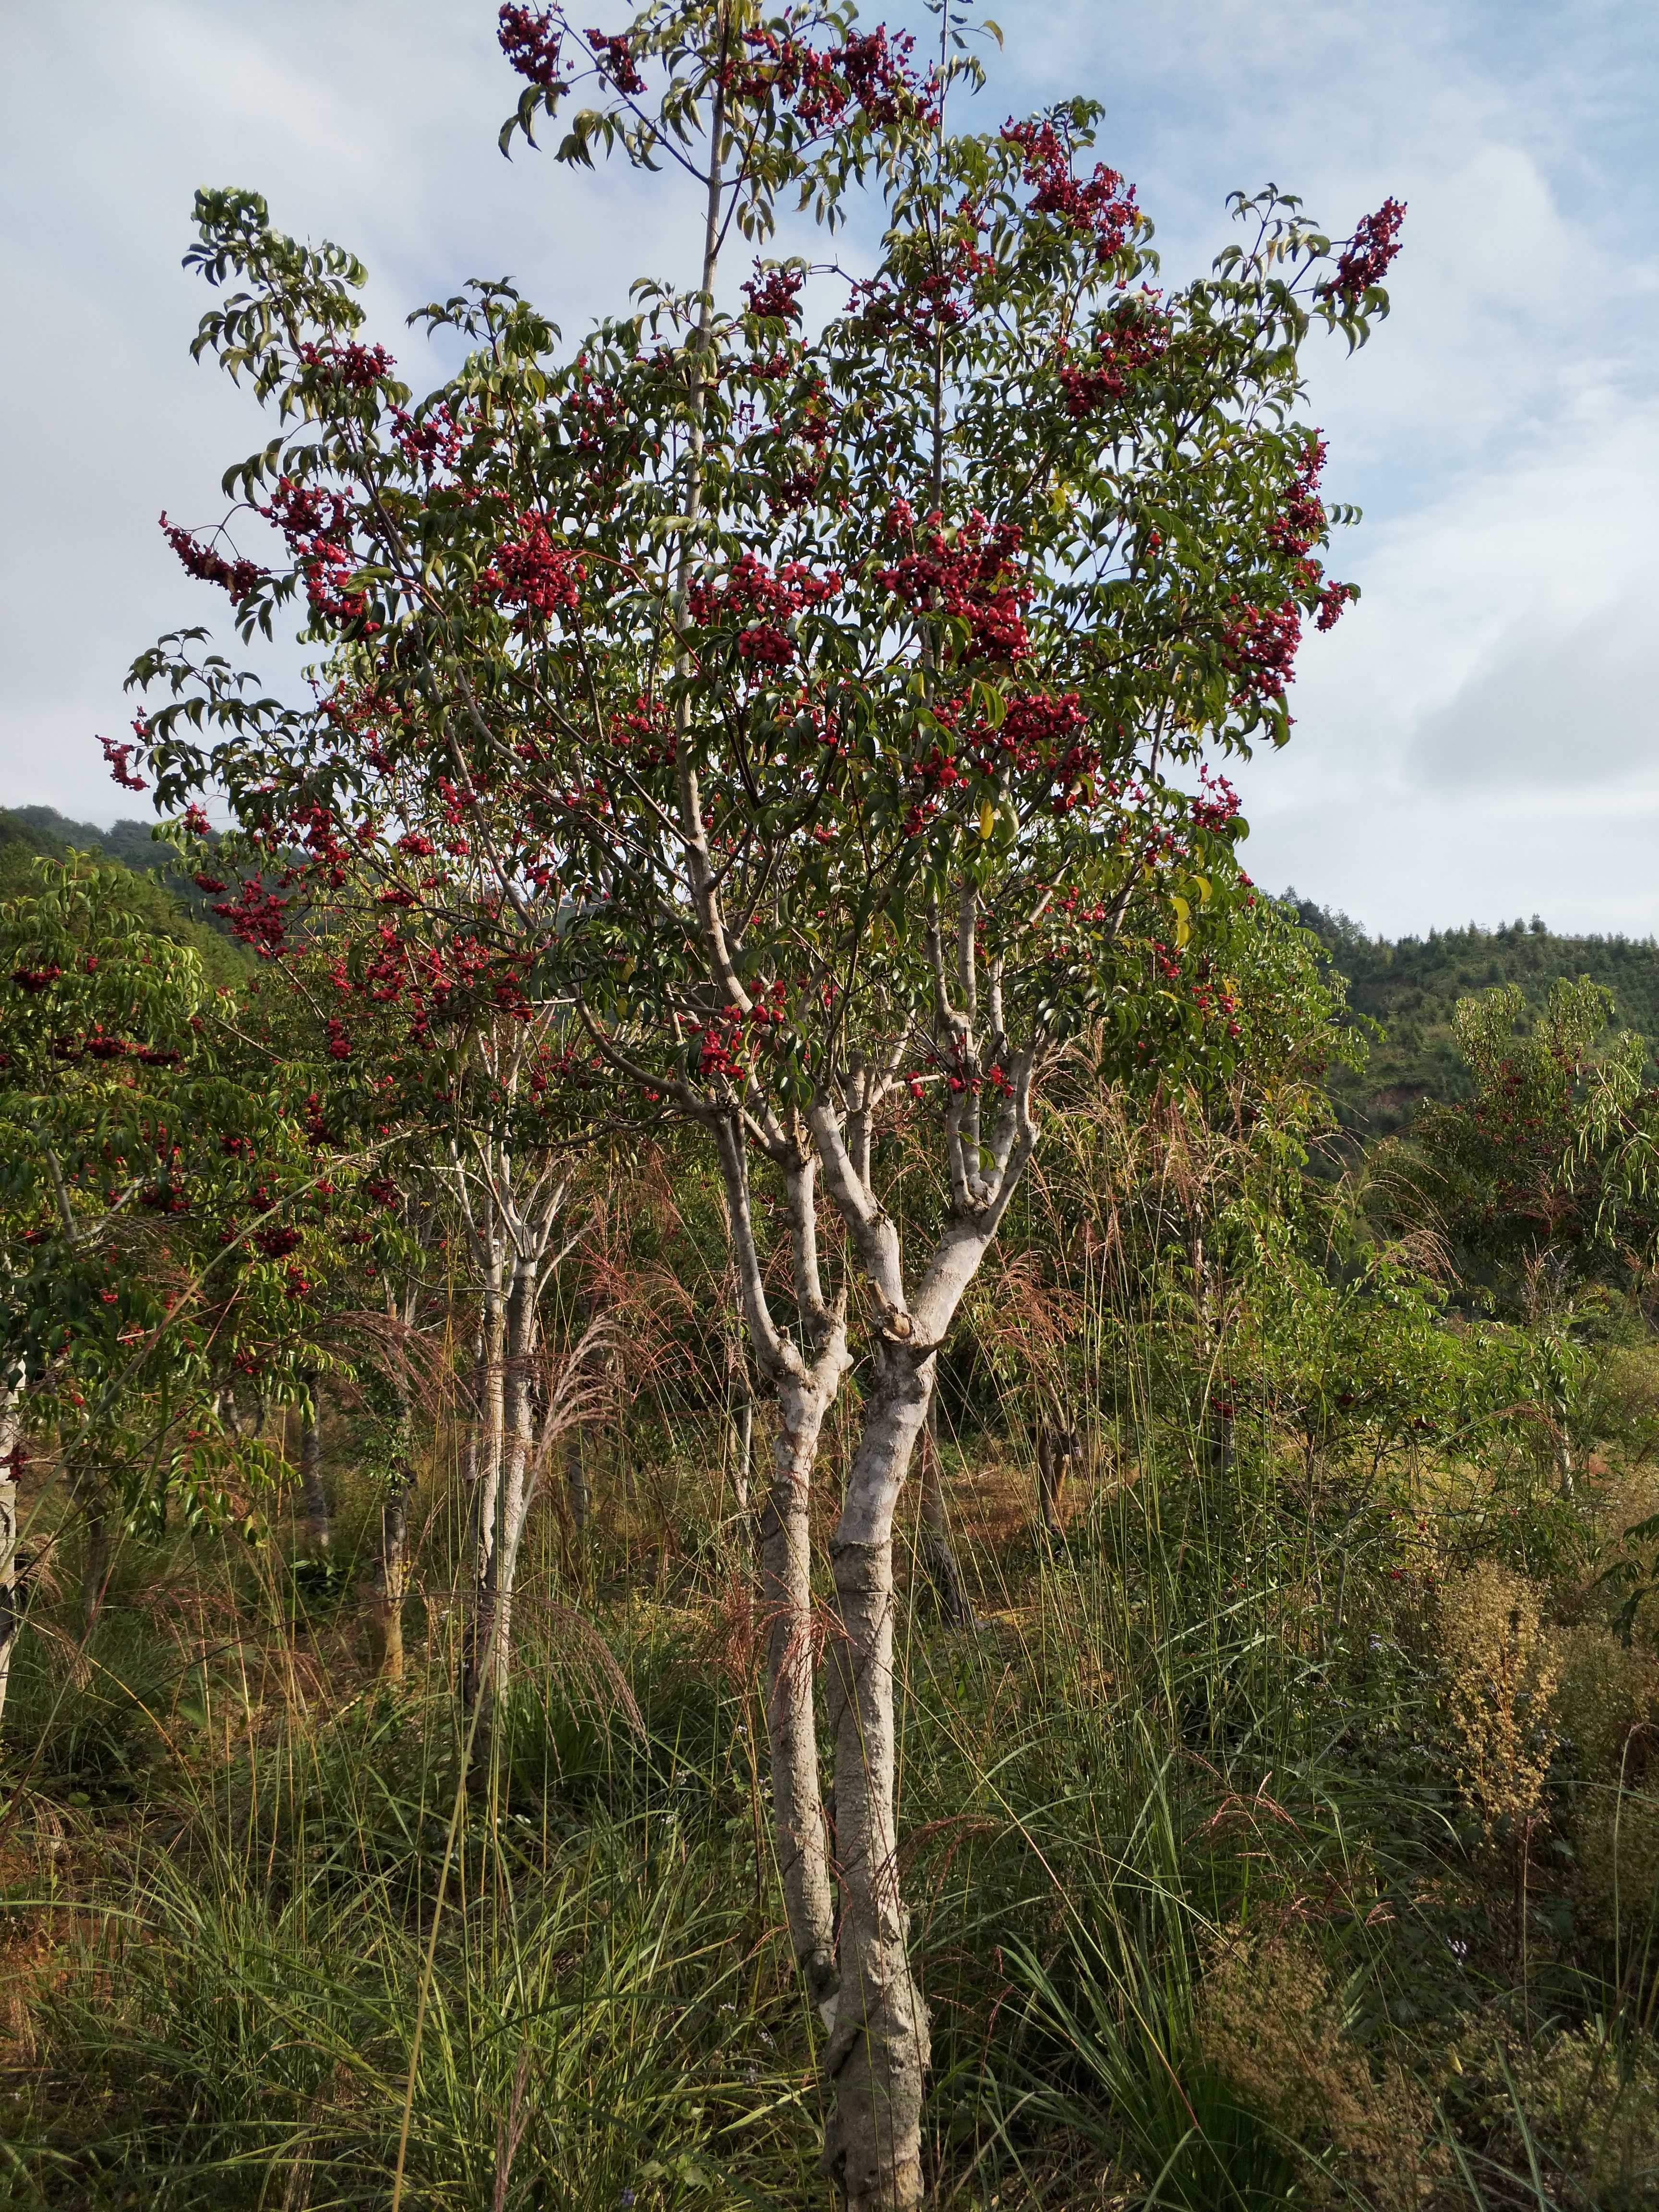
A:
[1401,977,1659,1311]
[128,5,1399,2195]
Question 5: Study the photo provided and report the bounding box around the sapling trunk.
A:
[463,1267,507,1703]
[732,1388,754,1517]
[565,1431,591,1536]
[564,1293,595,1539]
[374,1473,411,1681]
[0,1382,19,1732]
[77,1468,112,1643]
[1035,1415,1078,1541]
[298,1381,330,1555]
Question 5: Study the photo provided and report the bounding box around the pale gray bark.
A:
[822,1344,936,2212]
[710,1117,845,2003]
[731,1386,754,1518]
[373,1468,412,1681]
[761,1369,840,2012]
[808,1043,1039,2206]
[468,1254,539,1715]
[464,1261,507,1701]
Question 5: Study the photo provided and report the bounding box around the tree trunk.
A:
[0,1382,20,1732]
[463,1267,507,1706]
[732,1388,754,1517]
[373,1472,411,1681]
[78,1471,112,1642]
[1035,1415,1077,1541]
[761,1372,839,2012]
[917,1396,969,1627]
[821,1345,934,2212]
[298,1382,330,1555]
[466,1256,537,1716]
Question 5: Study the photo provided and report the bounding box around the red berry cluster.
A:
[1002,119,1137,266]
[1223,599,1301,708]
[878,511,1031,664]
[211,876,291,959]
[1321,198,1407,305]
[261,477,373,630]
[728,24,936,135]
[584,26,644,94]
[499,3,565,88]
[1266,438,1356,636]
[296,339,394,391]
[10,965,62,994]
[742,264,804,325]
[100,733,148,793]
[159,513,268,603]
[478,514,585,628]
[1058,301,1169,418]
[688,553,840,672]
[1189,766,1241,833]
[391,401,464,476]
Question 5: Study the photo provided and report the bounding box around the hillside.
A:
[0,805,249,987]
[1289,892,1659,1138]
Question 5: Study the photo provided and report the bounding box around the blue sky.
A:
[3,0,1656,936]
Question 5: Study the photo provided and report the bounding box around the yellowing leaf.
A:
[979,798,997,842]
[1170,893,1190,948]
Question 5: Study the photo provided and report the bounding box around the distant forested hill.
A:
[1288,893,1659,1140]
[0,805,247,986]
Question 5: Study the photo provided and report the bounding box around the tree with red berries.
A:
[128,4,1400,2198]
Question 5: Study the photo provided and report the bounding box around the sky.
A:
[2,0,1656,940]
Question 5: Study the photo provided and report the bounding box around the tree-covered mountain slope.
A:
[1289,893,1659,1137]
[0,806,248,986]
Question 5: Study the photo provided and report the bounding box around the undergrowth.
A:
[2,1379,1659,2209]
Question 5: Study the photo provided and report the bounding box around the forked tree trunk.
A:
[711,1126,848,2006]
[822,1342,936,2212]
[298,1382,330,1555]
[917,1395,969,1627]
[467,1256,538,1717]
[761,1370,840,2013]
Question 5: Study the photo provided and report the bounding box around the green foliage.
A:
[0,856,394,1526]
[0,806,246,978]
